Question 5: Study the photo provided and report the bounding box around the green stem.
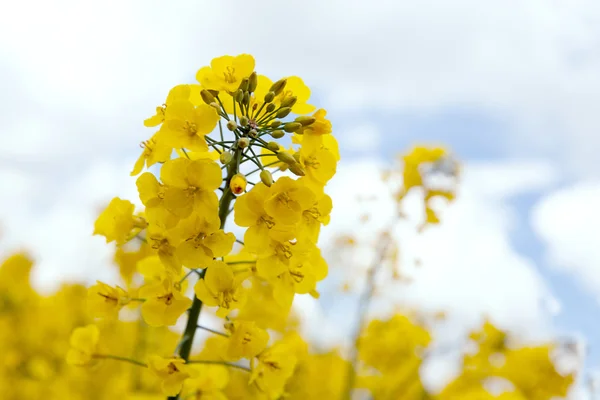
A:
[93,354,147,368]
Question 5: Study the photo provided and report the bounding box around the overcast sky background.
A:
[1,0,600,396]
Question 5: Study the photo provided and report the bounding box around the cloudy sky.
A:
[2,0,600,394]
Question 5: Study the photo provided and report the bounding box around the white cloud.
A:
[309,158,561,349]
[2,0,600,175]
[532,182,600,302]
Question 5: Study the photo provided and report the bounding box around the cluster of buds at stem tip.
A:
[277,151,305,177]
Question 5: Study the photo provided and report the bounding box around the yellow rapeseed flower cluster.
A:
[85,53,339,398]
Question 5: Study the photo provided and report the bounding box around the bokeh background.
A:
[1,0,599,396]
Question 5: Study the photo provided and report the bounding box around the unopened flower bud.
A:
[283,122,302,133]
[269,119,281,128]
[271,130,285,139]
[260,170,274,187]
[264,91,275,103]
[267,141,280,151]
[288,163,306,177]
[249,129,257,138]
[293,152,301,163]
[238,77,249,92]
[243,91,250,105]
[210,102,219,110]
[235,89,244,103]
[238,137,250,148]
[266,103,276,113]
[230,173,247,195]
[295,116,316,126]
[219,151,233,165]
[239,116,249,127]
[248,72,258,93]
[270,78,287,95]
[200,89,215,105]
[227,120,238,131]
[281,96,297,108]
[276,107,292,118]
[277,151,296,165]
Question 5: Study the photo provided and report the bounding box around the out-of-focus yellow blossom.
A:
[66,324,100,366]
[181,364,229,400]
[87,281,130,319]
[148,355,197,396]
[139,279,191,327]
[194,260,247,317]
[224,321,269,361]
[196,54,255,92]
[94,197,146,245]
[495,346,574,400]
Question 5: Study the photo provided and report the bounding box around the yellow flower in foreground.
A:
[140,279,192,327]
[181,364,229,400]
[131,133,172,176]
[264,177,316,226]
[148,355,197,396]
[159,100,219,152]
[66,324,100,366]
[196,54,255,92]
[94,197,143,245]
[250,340,298,399]
[144,84,192,127]
[194,260,247,317]
[87,281,130,319]
[225,321,269,361]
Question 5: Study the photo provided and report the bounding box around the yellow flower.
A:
[93,197,144,245]
[301,108,331,136]
[236,277,290,331]
[299,148,337,189]
[194,260,247,317]
[256,239,315,279]
[233,182,296,253]
[224,321,269,361]
[144,84,193,127]
[140,278,192,327]
[181,364,229,400]
[160,157,222,218]
[196,54,255,92]
[148,355,197,396]
[87,281,130,319]
[272,76,315,115]
[66,324,100,366]
[250,340,298,399]
[136,172,179,228]
[174,214,235,269]
[297,193,333,243]
[264,177,316,226]
[272,247,328,305]
[131,133,172,176]
[147,223,182,273]
[230,173,247,195]
[159,100,219,152]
